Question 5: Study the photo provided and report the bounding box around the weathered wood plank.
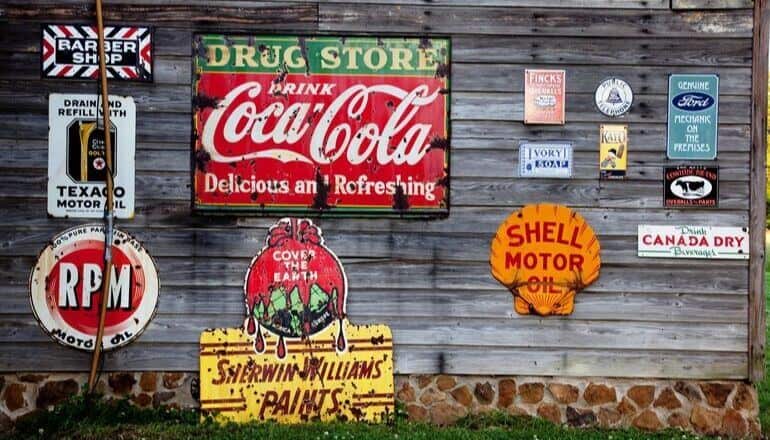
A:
[0,143,751,182]
[0,284,748,322]
[5,172,745,210]
[0,198,749,236]
[672,0,753,9]
[0,343,747,378]
[0,228,751,270]
[0,256,749,295]
[0,3,319,30]
[319,4,753,37]
[748,0,768,382]
[7,0,669,8]
[0,52,753,96]
[452,121,751,153]
[0,314,746,351]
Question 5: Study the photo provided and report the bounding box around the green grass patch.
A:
[0,395,710,440]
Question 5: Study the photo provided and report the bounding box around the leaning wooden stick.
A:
[87,0,115,393]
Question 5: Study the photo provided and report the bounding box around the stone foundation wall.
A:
[0,373,761,438]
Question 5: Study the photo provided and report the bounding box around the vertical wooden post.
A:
[750,0,769,383]
[87,0,115,393]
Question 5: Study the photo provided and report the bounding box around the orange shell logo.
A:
[489,204,601,316]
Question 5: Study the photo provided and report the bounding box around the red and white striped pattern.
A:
[41,24,152,81]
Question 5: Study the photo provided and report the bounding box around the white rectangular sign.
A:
[519,141,573,178]
[638,225,748,259]
[48,93,135,218]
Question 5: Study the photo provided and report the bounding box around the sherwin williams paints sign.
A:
[200,219,394,423]
[489,204,601,316]
[667,74,719,160]
[29,225,159,351]
[192,35,450,216]
[638,225,748,259]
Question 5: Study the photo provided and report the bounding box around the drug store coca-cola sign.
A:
[192,35,450,216]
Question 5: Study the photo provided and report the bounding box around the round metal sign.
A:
[594,77,633,117]
[29,224,159,351]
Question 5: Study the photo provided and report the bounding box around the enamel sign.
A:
[667,74,719,160]
[524,69,565,125]
[192,35,449,217]
[42,24,153,81]
[599,124,628,180]
[594,77,633,117]
[663,166,718,208]
[489,204,601,316]
[200,218,394,423]
[638,225,748,259]
[48,94,135,218]
[519,142,572,178]
[29,224,159,351]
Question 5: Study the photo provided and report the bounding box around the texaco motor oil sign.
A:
[192,35,449,216]
[29,225,159,351]
[48,94,135,218]
[200,218,394,423]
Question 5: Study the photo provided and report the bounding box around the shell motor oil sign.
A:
[200,218,394,423]
[29,225,159,351]
[489,204,601,316]
[192,35,449,217]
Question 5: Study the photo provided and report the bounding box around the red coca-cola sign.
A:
[29,225,159,351]
[192,35,450,216]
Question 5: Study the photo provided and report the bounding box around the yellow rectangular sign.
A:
[599,124,628,180]
[200,320,394,423]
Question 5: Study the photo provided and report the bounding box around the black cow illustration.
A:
[675,179,705,196]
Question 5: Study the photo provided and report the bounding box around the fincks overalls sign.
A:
[48,94,135,218]
[192,35,450,216]
[667,74,719,160]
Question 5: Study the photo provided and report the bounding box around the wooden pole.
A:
[87,0,115,393]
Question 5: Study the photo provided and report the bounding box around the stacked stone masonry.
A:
[0,373,760,438]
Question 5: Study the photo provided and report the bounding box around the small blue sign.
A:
[667,74,719,160]
[519,142,573,178]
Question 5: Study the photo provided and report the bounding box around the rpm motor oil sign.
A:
[29,225,159,351]
[200,218,394,423]
[192,35,449,216]
[48,94,135,218]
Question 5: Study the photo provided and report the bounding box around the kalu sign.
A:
[48,94,135,218]
[638,225,748,259]
[200,218,394,423]
[489,204,601,316]
[192,35,449,216]
[29,225,159,351]
[599,124,627,180]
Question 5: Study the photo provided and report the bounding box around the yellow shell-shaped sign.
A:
[489,204,601,316]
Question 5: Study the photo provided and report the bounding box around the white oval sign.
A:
[29,224,160,351]
[595,78,633,117]
[670,176,713,200]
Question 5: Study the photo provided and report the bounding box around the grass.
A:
[757,240,770,432]
[0,395,708,440]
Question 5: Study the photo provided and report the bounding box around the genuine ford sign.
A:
[672,92,714,111]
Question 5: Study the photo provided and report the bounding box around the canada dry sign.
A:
[29,225,159,351]
[192,35,450,217]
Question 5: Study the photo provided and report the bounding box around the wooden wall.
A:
[0,0,759,379]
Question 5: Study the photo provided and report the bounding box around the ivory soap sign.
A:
[200,218,394,423]
[524,69,565,125]
[638,225,748,259]
[192,35,449,217]
[48,94,135,218]
[29,224,159,351]
[519,142,572,178]
[489,204,601,316]
[667,74,719,160]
